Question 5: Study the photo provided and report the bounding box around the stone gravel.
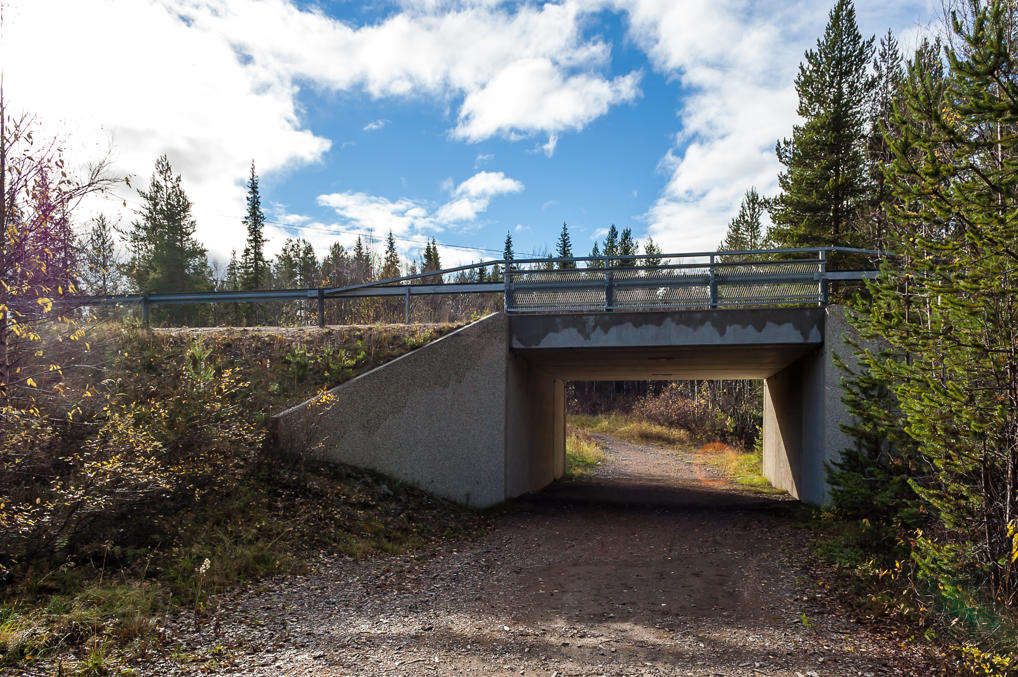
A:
[101,436,949,676]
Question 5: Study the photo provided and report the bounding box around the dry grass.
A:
[570,413,689,447]
[570,413,775,491]
[565,425,609,476]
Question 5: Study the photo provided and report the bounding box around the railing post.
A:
[708,255,718,308]
[404,285,411,324]
[317,288,325,328]
[503,260,513,312]
[818,250,828,306]
[605,268,614,311]
[142,293,150,328]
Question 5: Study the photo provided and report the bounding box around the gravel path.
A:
[143,435,943,676]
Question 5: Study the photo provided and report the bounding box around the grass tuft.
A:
[565,426,609,477]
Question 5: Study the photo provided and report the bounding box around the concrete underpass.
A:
[274,306,858,508]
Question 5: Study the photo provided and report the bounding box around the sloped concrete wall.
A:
[273,313,508,507]
[763,304,857,504]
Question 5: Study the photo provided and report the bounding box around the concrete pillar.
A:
[505,356,565,498]
[553,378,566,480]
[762,305,857,505]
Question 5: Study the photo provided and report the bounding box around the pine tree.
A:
[380,231,400,280]
[321,243,351,287]
[617,227,637,268]
[352,236,372,282]
[502,232,515,271]
[769,0,874,249]
[555,222,575,269]
[602,225,619,265]
[860,31,905,251]
[643,237,662,268]
[720,188,768,260]
[240,160,267,290]
[123,155,211,322]
[588,241,604,269]
[79,214,122,296]
[844,0,1018,600]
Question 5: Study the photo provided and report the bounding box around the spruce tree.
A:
[843,1,1018,600]
[588,241,604,268]
[769,0,874,249]
[420,238,442,284]
[240,160,267,290]
[380,231,401,280]
[720,188,766,253]
[502,232,515,268]
[642,238,662,268]
[80,214,122,296]
[602,225,619,265]
[352,236,372,282]
[224,250,240,290]
[124,155,211,322]
[617,227,637,268]
[860,31,905,251]
[555,222,575,269]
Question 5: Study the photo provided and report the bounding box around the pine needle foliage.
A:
[240,161,267,292]
[769,0,874,249]
[842,0,1018,608]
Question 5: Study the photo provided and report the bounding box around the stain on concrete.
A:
[509,308,824,350]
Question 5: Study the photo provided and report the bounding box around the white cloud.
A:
[2,0,331,264]
[363,119,389,131]
[453,60,640,142]
[474,153,495,167]
[175,0,640,145]
[317,170,522,249]
[3,0,637,264]
[615,0,930,253]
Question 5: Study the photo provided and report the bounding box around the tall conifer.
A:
[769,0,874,248]
[555,222,575,269]
[380,231,401,280]
[124,155,210,295]
[240,161,267,290]
[840,1,1018,600]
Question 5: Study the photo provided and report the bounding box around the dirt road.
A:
[156,435,942,676]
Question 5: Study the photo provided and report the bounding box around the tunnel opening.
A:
[534,378,782,509]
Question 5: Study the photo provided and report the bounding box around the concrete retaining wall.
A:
[763,304,856,504]
[273,313,509,507]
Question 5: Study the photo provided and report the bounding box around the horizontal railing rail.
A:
[64,246,886,326]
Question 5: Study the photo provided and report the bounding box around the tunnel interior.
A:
[506,307,854,506]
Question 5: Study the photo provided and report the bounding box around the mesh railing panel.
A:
[506,257,824,311]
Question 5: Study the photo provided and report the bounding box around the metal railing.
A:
[70,247,884,326]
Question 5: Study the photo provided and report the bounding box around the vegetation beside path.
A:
[0,323,479,674]
[569,413,772,491]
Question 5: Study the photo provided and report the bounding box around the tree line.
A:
[714,0,1018,645]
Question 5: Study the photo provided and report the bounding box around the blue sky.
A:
[3,0,937,269]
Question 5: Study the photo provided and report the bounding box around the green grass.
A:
[570,412,776,491]
[565,425,609,477]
